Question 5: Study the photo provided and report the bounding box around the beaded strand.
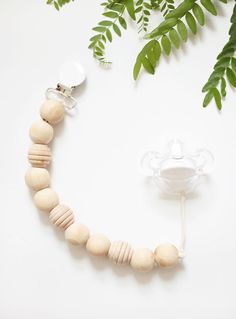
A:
[25,99,181,272]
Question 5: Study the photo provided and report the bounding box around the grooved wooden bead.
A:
[154,244,179,268]
[49,205,74,229]
[108,241,133,264]
[86,234,110,256]
[130,248,154,272]
[34,188,59,212]
[29,120,54,144]
[40,100,65,125]
[25,168,50,191]
[28,144,51,168]
[65,223,90,245]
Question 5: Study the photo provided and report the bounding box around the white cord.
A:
[179,194,186,258]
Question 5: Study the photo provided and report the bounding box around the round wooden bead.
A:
[154,244,179,268]
[130,248,154,272]
[86,234,110,256]
[49,205,74,229]
[28,144,51,168]
[25,168,50,191]
[108,241,133,265]
[34,188,59,212]
[29,120,53,144]
[40,100,65,125]
[65,223,90,245]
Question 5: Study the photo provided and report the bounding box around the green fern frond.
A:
[202,2,236,110]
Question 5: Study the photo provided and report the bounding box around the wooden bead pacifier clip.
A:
[25,63,214,273]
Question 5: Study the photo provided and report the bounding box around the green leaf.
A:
[192,4,205,26]
[92,26,107,33]
[99,20,113,26]
[220,78,227,97]
[165,0,195,19]
[106,28,112,42]
[214,57,231,69]
[185,12,197,35]
[226,67,236,87]
[142,57,155,74]
[200,0,217,16]
[98,41,105,49]
[118,17,127,29]
[208,67,225,81]
[231,57,236,73]
[169,28,180,49]
[113,23,121,36]
[153,41,161,60]
[147,49,157,68]
[135,6,142,13]
[54,1,60,10]
[109,4,125,13]
[161,35,171,55]
[203,90,213,107]
[144,2,152,9]
[177,20,188,42]
[145,18,178,38]
[202,78,219,92]
[103,11,119,18]
[217,48,235,60]
[89,34,102,42]
[125,0,136,20]
[144,10,150,15]
[212,88,222,110]
[88,41,96,49]
[136,0,143,6]
[133,60,142,80]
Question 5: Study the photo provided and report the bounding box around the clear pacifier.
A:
[142,139,214,195]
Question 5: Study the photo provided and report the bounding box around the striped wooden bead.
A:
[108,241,133,265]
[49,205,74,229]
[28,144,51,168]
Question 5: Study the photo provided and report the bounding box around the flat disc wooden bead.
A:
[25,168,50,191]
[108,241,133,264]
[130,248,154,272]
[65,223,90,245]
[28,144,51,168]
[86,234,110,256]
[49,205,74,229]
[40,100,65,125]
[29,120,53,144]
[34,188,59,212]
[154,244,179,268]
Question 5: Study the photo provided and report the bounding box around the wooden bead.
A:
[130,248,154,272]
[40,100,65,125]
[108,241,133,264]
[86,234,110,256]
[49,205,74,229]
[34,188,59,212]
[154,244,179,268]
[28,144,51,168]
[25,168,49,191]
[29,120,53,144]
[65,223,90,245]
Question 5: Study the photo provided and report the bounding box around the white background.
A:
[1,1,236,318]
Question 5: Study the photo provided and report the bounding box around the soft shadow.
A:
[156,262,185,281]
[52,226,66,242]
[37,208,51,226]
[68,244,89,261]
